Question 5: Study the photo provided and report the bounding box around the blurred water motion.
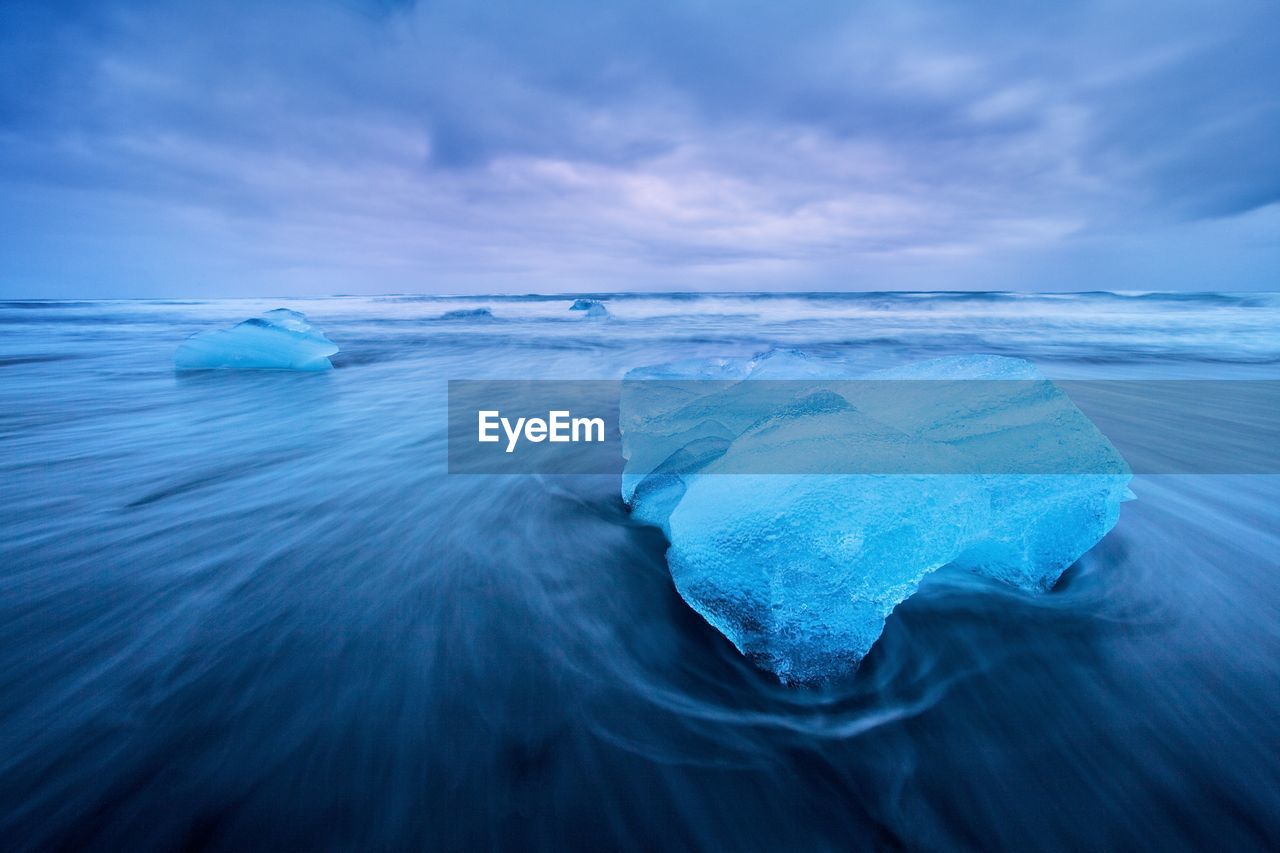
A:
[1,293,1278,850]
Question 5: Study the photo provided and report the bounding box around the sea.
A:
[2,292,1278,850]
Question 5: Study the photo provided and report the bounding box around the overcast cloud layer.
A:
[1,0,1277,296]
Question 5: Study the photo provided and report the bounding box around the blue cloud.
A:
[0,0,1277,295]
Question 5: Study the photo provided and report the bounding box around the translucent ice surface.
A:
[173,309,339,371]
[621,353,1133,682]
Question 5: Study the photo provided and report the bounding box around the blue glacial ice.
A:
[570,298,609,317]
[173,309,339,371]
[439,307,496,321]
[620,352,1133,683]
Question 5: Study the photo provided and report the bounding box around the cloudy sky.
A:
[1,0,1277,296]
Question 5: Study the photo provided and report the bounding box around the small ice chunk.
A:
[440,308,495,320]
[173,309,338,371]
[621,353,1132,683]
[569,299,609,317]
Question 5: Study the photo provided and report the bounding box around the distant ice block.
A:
[621,353,1132,683]
[173,309,338,371]
[570,299,609,317]
[440,308,495,320]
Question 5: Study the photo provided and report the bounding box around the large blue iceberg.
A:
[621,352,1133,683]
[174,309,339,371]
